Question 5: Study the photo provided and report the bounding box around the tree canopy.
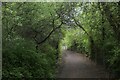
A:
[2,2,120,78]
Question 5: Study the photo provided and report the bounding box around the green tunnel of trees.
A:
[2,2,120,78]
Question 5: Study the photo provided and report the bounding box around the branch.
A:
[17,3,23,9]
[73,17,94,43]
[38,22,63,45]
[73,18,89,36]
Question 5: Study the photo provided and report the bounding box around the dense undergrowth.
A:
[3,38,56,78]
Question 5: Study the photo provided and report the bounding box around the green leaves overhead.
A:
[2,2,120,78]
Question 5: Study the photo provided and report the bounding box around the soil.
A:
[57,50,110,78]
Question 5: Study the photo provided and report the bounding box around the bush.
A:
[3,38,56,78]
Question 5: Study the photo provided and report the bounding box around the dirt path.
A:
[57,50,110,78]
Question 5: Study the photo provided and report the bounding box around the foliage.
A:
[2,36,56,78]
[2,2,62,78]
[60,2,120,77]
[2,2,120,78]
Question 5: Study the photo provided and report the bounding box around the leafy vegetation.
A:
[2,2,120,78]
[2,2,62,78]
[60,2,120,77]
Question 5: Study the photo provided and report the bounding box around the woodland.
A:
[2,2,120,79]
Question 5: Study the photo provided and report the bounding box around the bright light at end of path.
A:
[62,46,67,50]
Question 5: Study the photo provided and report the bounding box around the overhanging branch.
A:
[37,22,63,45]
[73,18,89,37]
